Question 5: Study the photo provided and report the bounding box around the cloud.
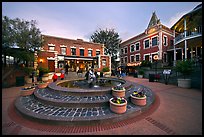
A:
[163,11,187,28]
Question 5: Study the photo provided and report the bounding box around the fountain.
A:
[14,75,155,126]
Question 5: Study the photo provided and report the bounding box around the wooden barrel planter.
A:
[21,87,35,96]
[109,97,127,114]
[130,94,146,106]
[112,88,126,98]
[38,82,48,89]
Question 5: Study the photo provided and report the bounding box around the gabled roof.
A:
[147,11,161,29]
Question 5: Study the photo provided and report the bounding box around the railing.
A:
[175,26,202,44]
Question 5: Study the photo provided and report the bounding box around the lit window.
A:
[61,47,66,55]
[88,50,92,56]
[96,51,100,56]
[102,59,106,66]
[49,46,55,51]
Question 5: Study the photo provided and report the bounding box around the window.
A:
[125,47,128,54]
[135,42,140,51]
[88,50,92,56]
[121,57,124,64]
[96,51,100,56]
[124,57,128,63]
[121,49,124,55]
[164,36,168,46]
[102,59,106,66]
[80,49,84,56]
[135,54,140,61]
[130,55,134,62]
[152,37,158,46]
[144,54,150,61]
[130,44,135,52]
[144,39,150,49]
[61,47,66,55]
[71,48,76,55]
[49,46,55,51]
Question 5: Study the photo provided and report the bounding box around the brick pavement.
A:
[2,76,202,135]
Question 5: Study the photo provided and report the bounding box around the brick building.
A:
[35,35,111,73]
[119,12,174,71]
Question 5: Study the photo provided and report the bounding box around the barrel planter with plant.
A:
[174,60,194,88]
[109,97,127,114]
[112,84,126,98]
[130,90,146,106]
[21,86,35,96]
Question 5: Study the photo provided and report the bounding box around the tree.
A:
[2,16,44,67]
[2,16,15,67]
[90,28,122,69]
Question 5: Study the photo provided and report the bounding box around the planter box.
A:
[177,79,191,88]
[21,88,35,96]
[38,82,48,89]
[130,94,146,106]
[112,88,126,98]
[138,75,143,78]
[109,98,127,114]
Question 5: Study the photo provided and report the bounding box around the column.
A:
[173,30,176,66]
[184,18,187,60]
[159,31,162,59]
[191,47,193,59]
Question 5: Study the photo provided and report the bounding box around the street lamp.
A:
[153,55,159,81]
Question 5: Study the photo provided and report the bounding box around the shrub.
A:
[174,60,194,79]
[102,67,110,72]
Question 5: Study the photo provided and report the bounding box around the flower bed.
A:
[109,97,127,114]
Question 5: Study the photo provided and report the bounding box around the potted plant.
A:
[138,69,145,78]
[24,67,34,84]
[39,67,50,82]
[102,67,111,77]
[112,84,126,97]
[20,86,35,96]
[37,81,48,89]
[130,90,146,106]
[174,60,194,88]
[109,97,127,114]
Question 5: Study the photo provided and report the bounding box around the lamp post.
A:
[153,55,159,82]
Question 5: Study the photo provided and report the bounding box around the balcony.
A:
[175,27,202,45]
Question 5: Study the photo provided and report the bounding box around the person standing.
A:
[65,63,69,76]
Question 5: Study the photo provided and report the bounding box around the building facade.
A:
[35,35,111,72]
[119,12,174,70]
[169,3,202,66]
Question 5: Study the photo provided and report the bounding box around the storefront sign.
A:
[127,62,141,66]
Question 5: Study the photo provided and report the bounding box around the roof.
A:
[171,3,202,32]
[147,11,161,29]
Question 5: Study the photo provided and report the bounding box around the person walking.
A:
[65,63,69,76]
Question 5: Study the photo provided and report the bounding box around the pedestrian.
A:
[65,63,69,75]
[60,69,65,80]
[52,73,58,82]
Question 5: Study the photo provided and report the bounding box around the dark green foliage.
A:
[140,60,152,67]
[90,28,122,68]
[102,67,110,72]
[174,60,194,79]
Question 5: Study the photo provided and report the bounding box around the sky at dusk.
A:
[2,2,201,42]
